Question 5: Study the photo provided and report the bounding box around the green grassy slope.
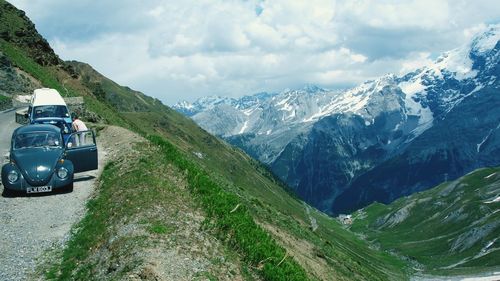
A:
[1,1,409,279]
[351,167,500,275]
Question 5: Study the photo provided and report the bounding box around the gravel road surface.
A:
[0,108,106,281]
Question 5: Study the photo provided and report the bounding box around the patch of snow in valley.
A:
[238,120,249,134]
[477,129,494,152]
[280,101,293,112]
[485,172,497,179]
[484,196,500,204]
[477,123,500,152]
[483,239,497,251]
[412,272,500,281]
[304,203,318,232]
[462,274,500,281]
[242,108,256,116]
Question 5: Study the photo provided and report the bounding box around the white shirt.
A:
[72,119,88,131]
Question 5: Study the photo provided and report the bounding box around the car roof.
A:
[14,124,62,135]
[32,88,67,107]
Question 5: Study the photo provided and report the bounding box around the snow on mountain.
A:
[174,24,499,161]
[471,24,500,54]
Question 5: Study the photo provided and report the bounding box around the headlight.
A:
[57,167,69,179]
[7,170,19,183]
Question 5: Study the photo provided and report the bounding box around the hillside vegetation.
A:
[351,167,500,276]
[1,1,408,280]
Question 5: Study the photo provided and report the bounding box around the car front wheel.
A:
[2,187,17,197]
[64,183,74,193]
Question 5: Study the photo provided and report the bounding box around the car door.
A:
[65,130,98,173]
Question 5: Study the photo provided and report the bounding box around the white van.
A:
[27,88,73,134]
[28,88,70,120]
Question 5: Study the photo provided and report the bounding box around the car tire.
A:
[65,183,74,193]
[2,187,17,197]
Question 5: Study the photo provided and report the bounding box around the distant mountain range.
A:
[174,25,500,215]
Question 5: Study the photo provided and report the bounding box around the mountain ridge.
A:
[174,24,500,215]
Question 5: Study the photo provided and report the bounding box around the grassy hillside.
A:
[350,167,500,276]
[68,61,409,281]
[1,0,409,280]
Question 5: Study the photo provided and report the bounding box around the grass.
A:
[0,41,70,95]
[45,137,308,280]
[44,143,183,280]
[147,221,173,235]
[149,135,310,281]
[125,108,408,280]
[351,167,500,275]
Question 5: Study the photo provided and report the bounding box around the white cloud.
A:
[340,0,450,29]
[7,0,500,104]
[399,52,434,74]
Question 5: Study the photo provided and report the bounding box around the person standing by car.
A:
[71,113,88,146]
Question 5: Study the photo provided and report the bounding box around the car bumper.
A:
[2,170,73,193]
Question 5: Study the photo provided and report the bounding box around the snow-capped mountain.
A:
[174,25,500,214]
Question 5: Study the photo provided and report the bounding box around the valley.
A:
[1,0,498,280]
[350,167,500,279]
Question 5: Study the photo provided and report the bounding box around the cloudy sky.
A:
[9,0,500,104]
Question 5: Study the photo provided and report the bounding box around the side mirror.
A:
[67,142,73,148]
[24,113,28,118]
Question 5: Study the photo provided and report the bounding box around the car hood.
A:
[12,148,62,186]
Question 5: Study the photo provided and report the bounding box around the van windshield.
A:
[33,105,69,119]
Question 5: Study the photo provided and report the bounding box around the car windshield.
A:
[13,131,62,149]
[33,105,69,119]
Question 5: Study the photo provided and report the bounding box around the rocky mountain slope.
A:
[174,25,500,215]
[350,167,500,276]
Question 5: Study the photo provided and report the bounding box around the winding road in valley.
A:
[0,108,106,281]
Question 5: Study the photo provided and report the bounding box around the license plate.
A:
[26,186,52,193]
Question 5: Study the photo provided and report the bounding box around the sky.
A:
[8,0,500,105]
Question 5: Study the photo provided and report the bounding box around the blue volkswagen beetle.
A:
[1,124,98,196]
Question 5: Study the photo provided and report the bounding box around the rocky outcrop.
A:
[0,1,61,66]
[0,51,39,96]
